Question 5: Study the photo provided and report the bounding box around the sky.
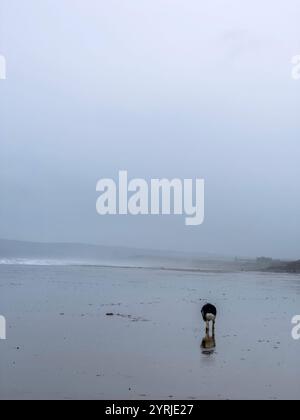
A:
[0,0,300,258]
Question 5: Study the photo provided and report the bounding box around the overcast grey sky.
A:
[0,0,300,258]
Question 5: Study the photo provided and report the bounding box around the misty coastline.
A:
[1,239,299,399]
[0,239,298,274]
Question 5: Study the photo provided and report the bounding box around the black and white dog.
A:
[201,303,217,332]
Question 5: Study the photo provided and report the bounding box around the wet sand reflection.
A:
[201,328,216,355]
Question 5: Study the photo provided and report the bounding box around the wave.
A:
[0,258,75,266]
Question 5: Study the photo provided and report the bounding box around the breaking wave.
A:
[0,258,75,266]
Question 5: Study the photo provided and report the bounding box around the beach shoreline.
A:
[0,264,299,400]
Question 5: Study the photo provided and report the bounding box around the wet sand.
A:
[0,265,299,400]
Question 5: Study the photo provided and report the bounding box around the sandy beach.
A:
[0,264,299,400]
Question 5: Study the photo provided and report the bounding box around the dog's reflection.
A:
[201,329,216,355]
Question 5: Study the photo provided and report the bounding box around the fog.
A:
[0,0,299,258]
